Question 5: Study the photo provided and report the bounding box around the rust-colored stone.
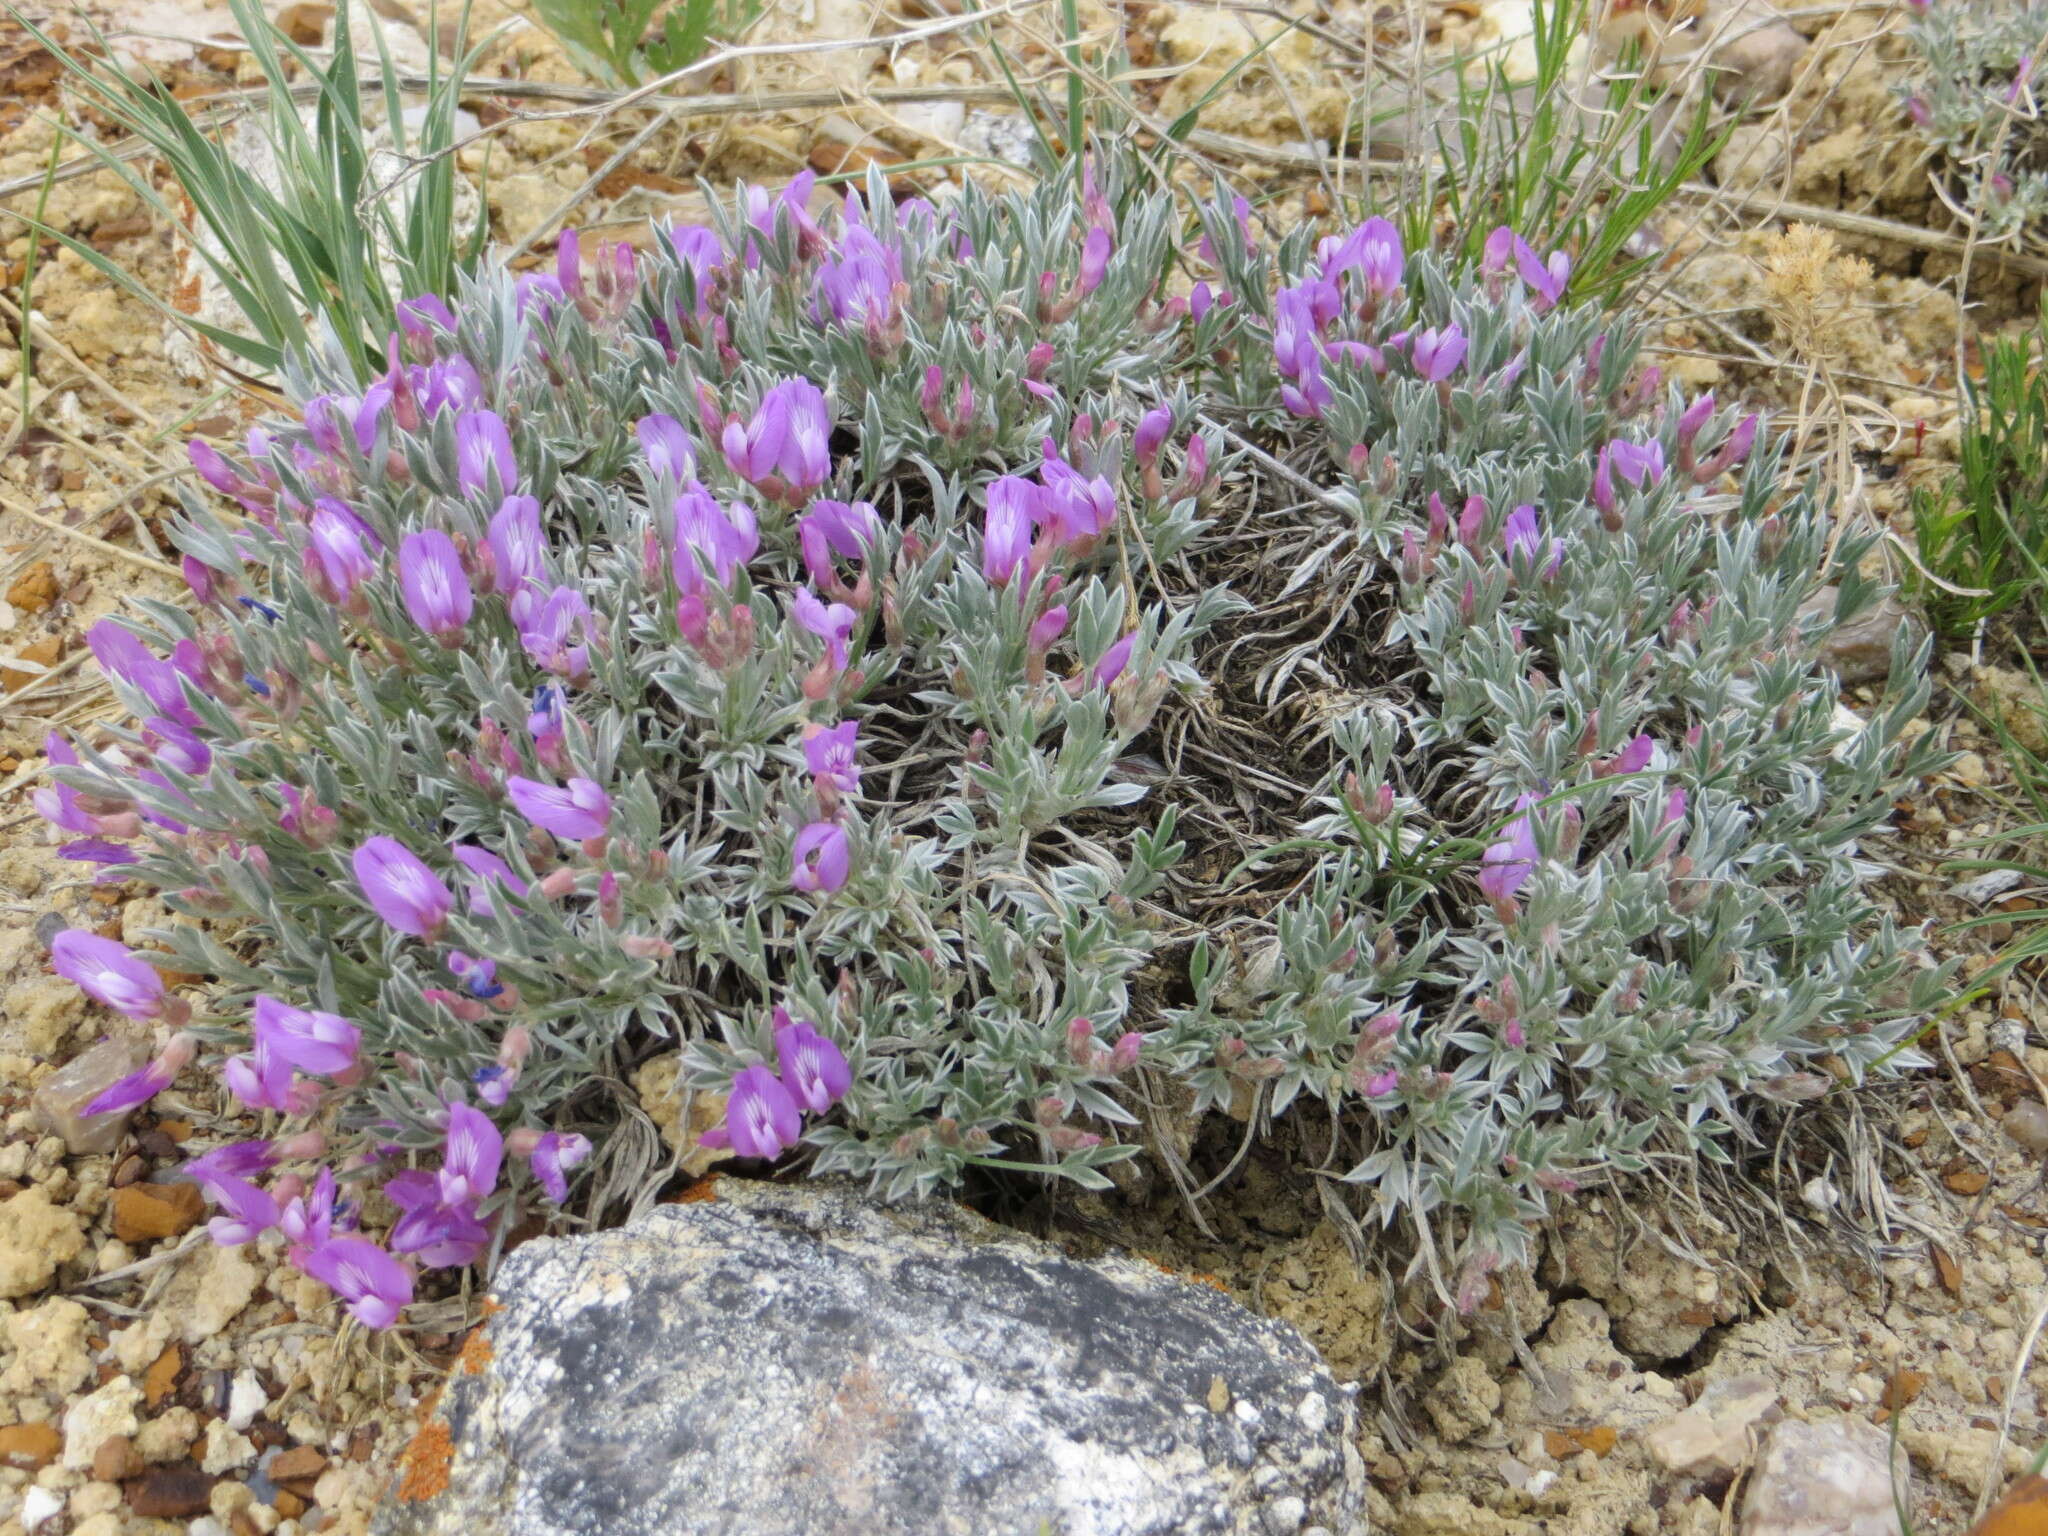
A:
[93,1433,143,1482]
[0,1421,63,1469]
[111,1182,206,1243]
[268,1444,327,1483]
[143,1343,183,1406]
[124,1464,216,1518]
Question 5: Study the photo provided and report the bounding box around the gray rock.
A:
[32,1036,150,1155]
[1740,1418,1902,1536]
[1801,587,1918,688]
[378,1180,1366,1536]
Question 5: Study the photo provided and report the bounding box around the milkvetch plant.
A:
[42,153,1946,1325]
[1898,0,2048,249]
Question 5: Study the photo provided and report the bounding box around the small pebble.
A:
[2002,1100,2048,1155]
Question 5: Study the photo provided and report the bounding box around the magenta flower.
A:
[1038,455,1117,545]
[352,836,454,939]
[671,483,760,594]
[1659,788,1688,829]
[145,717,211,778]
[307,500,376,602]
[1502,504,1563,576]
[52,930,166,1020]
[774,1011,852,1115]
[278,1167,336,1256]
[452,844,529,917]
[300,1237,413,1329]
[743,170,824,260]
[438,1102,504,1207]
[669,223,727,307]
[488,494,547,596]
[803,720,861,794]
[529,1131,592,1203]
[1411,325,1468,382]
[1077,225,1113,295]
[815,224,902,330]
[184,1140,280,1193]
[398,293,458,339]
[792,588,857,672]
[32,734,96,835]
[1608,439,1666,488]
[88,621,201,729]
[1093,633,1137,688]
[252,995,361,1078]
[1320,216,1404,298]
[1512,236,1571,308]
[1133,407,1172,467]
[721,378,832,500]
[797,499,880,588]
[223,1048,311,1115]
[1482,225,1517,279]
[1030,604,1070,653]
[636,414,697,480]
[512,586,591,679]
[207,1175,280,1247]
[983,477,1038,584]
[704,1064,803,1160]
[1478,793,1540,904]
[1602,734,1655,776]
[385,1170,491,1268]
[80,1036,196,1118]
[792,821,850,894]
[398,530,473,644]
[455,409,517,496]
[506,775,611,840]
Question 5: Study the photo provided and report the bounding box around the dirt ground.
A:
[1,0,2045,1532]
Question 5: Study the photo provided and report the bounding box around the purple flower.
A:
[1482,225,1517,278]
[384,1169,491,1267]
[803,721,861,794]
[455,410,517,496]
[1030,604,1069,652]
[1038,454,1117,545]
[983,477,1038,584]
[792,821,850,894]
[52,930,166,1020]
[439,1102,504,1207]
[529,1131,592,1203]
[252,995,361,1078]
[636,414,697,480]
[815,224,902,329]
[185,1141,279,1193]
[1608,439,1666,488]
[352,836,454,939]
[671,483,760,594]
[721,378,832,500]
[1659,788,1688,829]
[669,223,727,307]
[145,717,211,778]
[1077,225,1113,295]
[488,495,547,597]
[398,293,458,339]
[743,170,825,261]
[1093,633,1136,688]
[1603,734,1655,776]
[79,1050,185,1118]
[1411,325,1468,382]
[512,586,591,678]
[398,530,473,643]
[506,775,611,840]
[705,1064,803,1160]
[32,734,95,834]
[1904,95,1931,126]
[60,839,139,868]
[797,499,880,588]
[1512,236,1571,308]
[88,621,201,728]
[223,1048,302,1114]
[1502,504,1563,576]
[1478,793,1540,904]
[792,588,857,672]
[452,844,529,917]
[1319,216,1403,298]
[307,500,376,601]
[207,1176,280,1247]
[278,1167,336,1254]
[1133,407,1172,466]
[300,1237,413,1328]
[774,1011,852,1115]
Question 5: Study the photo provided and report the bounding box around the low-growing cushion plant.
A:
[1898,0,2048,249]
[39,156,1949,1328]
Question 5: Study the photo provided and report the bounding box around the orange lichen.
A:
[457,1326,493,1376]
[674,1174,722,1204]
[396,1415,455,1503]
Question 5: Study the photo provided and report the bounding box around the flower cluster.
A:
[1899,0,2048,247]
[41,156,1942,1322]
